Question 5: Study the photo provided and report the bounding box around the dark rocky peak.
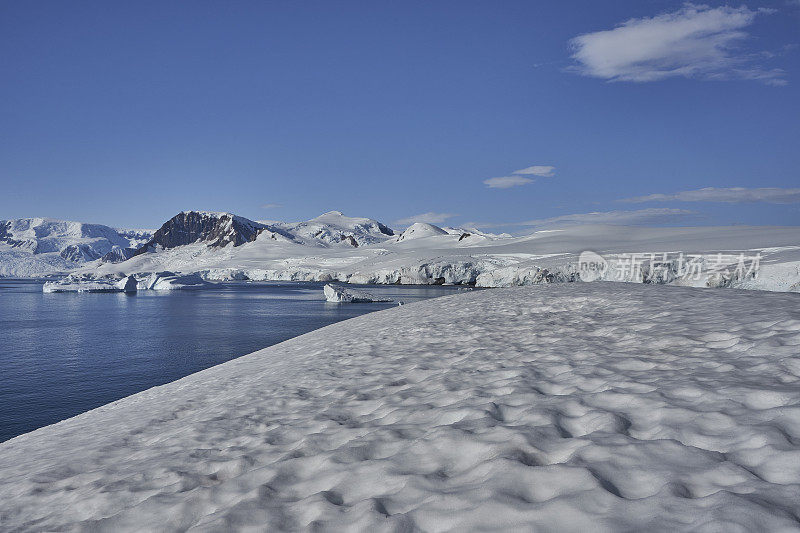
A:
[136,211,269,253]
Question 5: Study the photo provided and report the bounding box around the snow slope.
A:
[1,283,799,531]
[0,218,152,277]
[396,222,449,241]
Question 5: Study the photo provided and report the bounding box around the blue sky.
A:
[1,1,798,231]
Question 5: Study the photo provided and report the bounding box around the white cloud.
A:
[394,212,457,226]
[568,4,785,85]
[471,208,698,230]
[621,187,800,204]
[483,164,555,188]
[512,165,555,177]
[260,203,282,209]
[522,208,698,227]
[483,176,534,189]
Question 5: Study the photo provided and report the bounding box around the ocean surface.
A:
[0,279,464,442]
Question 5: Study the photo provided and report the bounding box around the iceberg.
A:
[138,272,208,290]
[42,275,138,293]
[42,273,206,293]
[118,275,138,293]
[323,283,391,303]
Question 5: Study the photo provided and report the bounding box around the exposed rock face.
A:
[60,244,102,262]
[101,247,139,263]
[376,222,394,237]
[135,212,270,255]
[0,222,31,250]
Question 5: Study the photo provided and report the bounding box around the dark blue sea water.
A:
[0,279,463,442]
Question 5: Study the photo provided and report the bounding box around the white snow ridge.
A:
[1,283,799,531]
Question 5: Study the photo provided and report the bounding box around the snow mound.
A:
[2,284,800,530]
[396,222,449,241]
[323,283,392,303]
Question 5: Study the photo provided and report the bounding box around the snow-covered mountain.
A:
[0,218,152,277]
[6,210,800,293]
[395,222,448,241]
[74,210,800,293]
[272,211,395,247]
[0,210,398,276]
[134,211,284,253]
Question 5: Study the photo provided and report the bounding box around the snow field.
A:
[1,283,799,531]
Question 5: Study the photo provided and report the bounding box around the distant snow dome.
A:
[278,210,395,247]
[396,222,448,242]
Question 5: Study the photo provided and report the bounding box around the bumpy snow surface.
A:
[2,284,800,531]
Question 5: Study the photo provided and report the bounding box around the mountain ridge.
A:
[0,218,152,277]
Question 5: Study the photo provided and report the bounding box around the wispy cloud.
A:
[483,164,555,188]
[621,187,800,204]
[568,4,786,85]
[469,208,699,229]
[521,208,699,227]
[260,203,282,209]
[512,165,555,177]
[395,212,457,226]
[484,176,534,189]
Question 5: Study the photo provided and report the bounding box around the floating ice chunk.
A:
[116,275,138,293]
[323,283,391,303]
[138,272,208,290]
[42,275,137,293]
